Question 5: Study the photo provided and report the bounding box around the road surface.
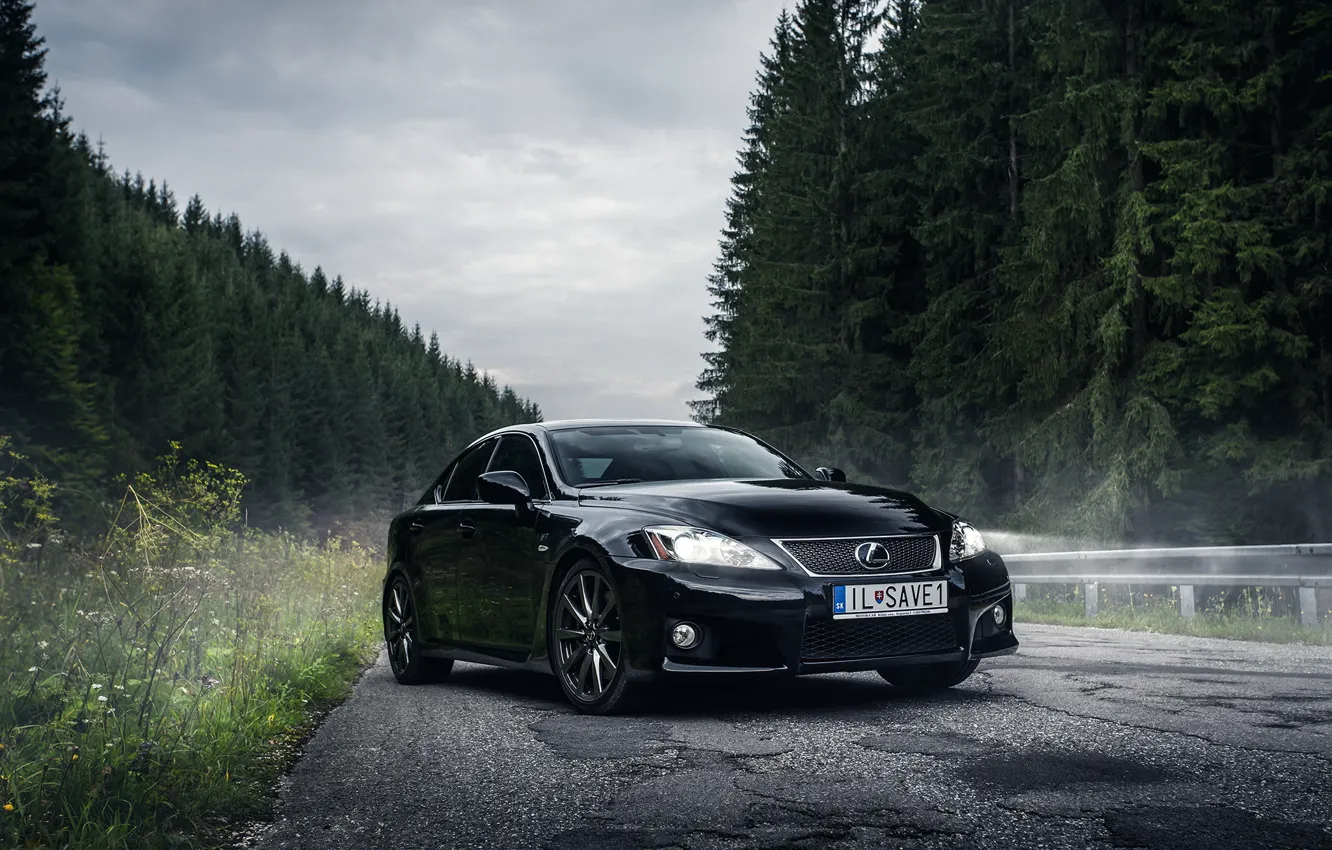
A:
[236,624,1332,850]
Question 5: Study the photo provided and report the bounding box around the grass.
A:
[0,442,383,849]
[1015,597,1332,645]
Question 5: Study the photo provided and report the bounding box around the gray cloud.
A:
[34,0,788,420]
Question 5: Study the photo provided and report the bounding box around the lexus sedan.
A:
[383,419,1018,714]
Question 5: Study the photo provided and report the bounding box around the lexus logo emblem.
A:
[854,541,891,570]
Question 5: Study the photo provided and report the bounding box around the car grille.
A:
[777,534,937,576]
[801,615,958,660]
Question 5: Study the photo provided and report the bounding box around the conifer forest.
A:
[693,0,1332,545]
[0,0,541,532]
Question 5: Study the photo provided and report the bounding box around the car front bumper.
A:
[608,548,1018,679]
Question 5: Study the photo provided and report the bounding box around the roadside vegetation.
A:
[1016,592,1332,646]
[0,439,382,850]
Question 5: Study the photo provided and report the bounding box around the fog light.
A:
[671,622,701,649]
[991,604,1007,627]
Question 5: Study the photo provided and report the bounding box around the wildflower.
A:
[91,684,103,690]
[27,667,37,673]
[97,695,107,702]
[3,803,13,812]
[71,754,78,761]
[113,684,124,691]
[37,640,48,650]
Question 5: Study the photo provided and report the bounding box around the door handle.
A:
[409,520,425,535]
[458,519,476,539]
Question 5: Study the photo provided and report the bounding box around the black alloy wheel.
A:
[550,560,637,714]
[384,575,453,685]
[878,658,979,692]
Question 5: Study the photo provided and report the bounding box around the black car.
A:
[383,419,1017,714]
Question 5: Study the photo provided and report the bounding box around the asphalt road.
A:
[236,624,1332,850]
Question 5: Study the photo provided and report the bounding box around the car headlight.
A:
[643,525,781,570]
[950,520,986,561]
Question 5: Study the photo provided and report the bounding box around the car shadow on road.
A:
[436,662,998,717]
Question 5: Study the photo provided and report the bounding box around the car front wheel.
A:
[549,559,639,715]
[878,658,979,692]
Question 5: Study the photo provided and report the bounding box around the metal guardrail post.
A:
[1084,582,1098,618]
[1013,583,1026,602]
[1298,587,1318,627]
[1179,585,1195,619]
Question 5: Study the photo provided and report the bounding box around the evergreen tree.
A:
[693,11,794,426]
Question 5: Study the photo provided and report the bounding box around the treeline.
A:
[694,0,1332,544]
[0,0,540,531]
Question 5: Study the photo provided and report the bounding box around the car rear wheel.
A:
[878,658,978,692]
[385,575,453,685]
[549,559,638,715]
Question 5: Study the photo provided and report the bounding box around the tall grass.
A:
[1015,596,1332,645]
[0,440,383,849]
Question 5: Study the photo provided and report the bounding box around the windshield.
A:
[547,425,810,486]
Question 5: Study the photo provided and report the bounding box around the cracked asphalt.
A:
[236,624,1332,850]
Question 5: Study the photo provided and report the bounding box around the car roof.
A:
[469,418,707,445]
[537,418,704,432]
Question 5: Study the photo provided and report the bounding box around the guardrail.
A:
[1003,543,1332,626]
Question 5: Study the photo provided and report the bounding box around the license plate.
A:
[832,580,948,620]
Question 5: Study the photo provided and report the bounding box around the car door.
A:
[404,464,460,644]
[455,433,551,655]
[419,437,497,647]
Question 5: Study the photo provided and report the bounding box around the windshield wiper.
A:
[577,478,644,488]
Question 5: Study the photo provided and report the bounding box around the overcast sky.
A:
[33,0,788,422]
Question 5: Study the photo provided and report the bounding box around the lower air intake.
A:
[801,615,958,660]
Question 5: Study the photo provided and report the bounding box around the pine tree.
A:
[693,11,794,426]
[0,0,53,268]
[0,0,106,493]
[823,0,927,484]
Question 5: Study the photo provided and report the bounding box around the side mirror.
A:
[477,470,532,506]
[815,466,847,483]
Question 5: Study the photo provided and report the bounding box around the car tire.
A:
[548,558,640,715]
[384,574,454,685]
[878,658,979,692]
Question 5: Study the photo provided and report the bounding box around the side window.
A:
[418,461,455,505]
[488,435,550,500]
[442,439,497,502]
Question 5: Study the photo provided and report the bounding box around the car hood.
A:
[576,478,951,539]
